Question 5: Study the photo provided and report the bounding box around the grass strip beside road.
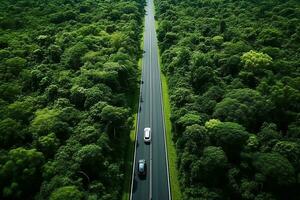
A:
[121,112,138,200]
[121,22,145,200]
[121,58,142,200]
[161,73,182,200]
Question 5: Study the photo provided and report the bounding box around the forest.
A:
[155,0,300,199]
[0,0,145,199]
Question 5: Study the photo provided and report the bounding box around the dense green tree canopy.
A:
[209,122,249,161]
[0,0,145,199]
[252,153,296,187]
[0,148,44,199]
[155,0,300,199]
[49,186,83,200]
[0,118,25,148]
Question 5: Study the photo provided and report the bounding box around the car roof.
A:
[139,163,144,171]
[144,127,151,131]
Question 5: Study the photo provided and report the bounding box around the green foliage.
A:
[75,144,104,178]
[7,97,36,122]
[204,119,221,129]
[30,108,61,136]
[0,0,145,198]
[272,141,300,167]
[170,87,194,107]
[258,28,283,47]
[177,124,209,155]
[100,105,129,131]
[177,113,202,129]
[0,148,44,199]
[49,186,83,200]
[213,88,271,130]
[62,43,88,69]
[0,83,21,102]
[36,133,60,158]
[0,118,25,148]
[155,0,300,197]
[241,50,272,71]
[211,35,223,47]
[70,85,87,108]
[190,146,228,186]
[209,122,249,161]
[110,32,126,50]
[253,153,296,187]
[3,57,26,77]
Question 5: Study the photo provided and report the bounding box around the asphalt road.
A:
[130,0,171,199]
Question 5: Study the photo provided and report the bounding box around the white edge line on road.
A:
[152,0,172,198]
[129,12,146,200]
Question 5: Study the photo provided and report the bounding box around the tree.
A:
[240,179,259,200]
[252,153,296,187]
[205,119,221,129]
[82,51,104,64]
[190,146,228,187]
[257,123,281,149]
[177,124,209,155]
[39,175,74,199]
[183,186,222,200]
[272,141,300,167]
[49,186,83,200]
[4,57,26,76]
[75,144,104,178]
[9,91,36,120]
[212,35,224,47]
[191,52,213,67]
[46,85,59,101]
[162,32,178,50]
[258,28,282,47]
[0,118,26,148]
[241,50,272,73]
[48,45,62,63]
[62,43,88,69]
[30,108,61,136]
[0,148,44,199]
[213,88,272,130]
[36,133,60,158]
[0,83,21,102]
[49,11,77,24]
[170,87,194,108]
[110,32,125,50]
[208,122,249,161]
[75,124,101,145]
[70,85,87,109]
[89,101,109,121]
[191,66,216,92]
[100,105,129,131]
[219,20,226,33]
[220,55,241,76]
[269,81,300,131]
[175,113,202,137]
[85,84,112,108]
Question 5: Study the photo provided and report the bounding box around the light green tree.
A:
[241,50,272,71]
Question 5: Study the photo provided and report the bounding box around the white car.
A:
[144,127,151,143]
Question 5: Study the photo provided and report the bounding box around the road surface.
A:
[130,0,171,199]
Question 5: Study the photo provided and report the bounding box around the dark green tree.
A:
[0,148,44,199]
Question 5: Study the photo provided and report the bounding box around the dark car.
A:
[138,159,146,176]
